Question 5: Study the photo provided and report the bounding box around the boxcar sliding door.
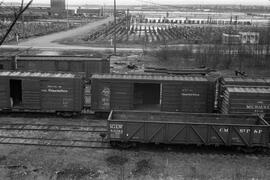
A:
[0,78,10,109]
[22,79,41,110]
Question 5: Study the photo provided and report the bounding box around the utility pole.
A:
[113,0,116,55]
[66,0,69,29]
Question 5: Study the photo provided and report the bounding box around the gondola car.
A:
[108,110,270,150]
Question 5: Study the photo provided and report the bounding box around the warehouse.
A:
[91,74,215,113]
[0,71,84,115]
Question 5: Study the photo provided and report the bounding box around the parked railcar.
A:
[217,76,270,111]
[0,55,110,77]
[221,87,270,116]
[108,110,270,150]
[0,70,84,116]
[0,56,14,70]
[91,74,215,113]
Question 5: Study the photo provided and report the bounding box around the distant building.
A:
[50,0,65,12]
[222,33,241,45]
[77,8,103,17]
[239,32,260,44]
[222,32,260,45]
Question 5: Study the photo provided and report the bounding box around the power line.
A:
[134,0,182,10]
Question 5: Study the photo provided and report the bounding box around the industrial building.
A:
[222,32,260,45]
[50,0,65,11]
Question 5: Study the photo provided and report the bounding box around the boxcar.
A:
[0,56,14,70]
[217,76,270,110]
[108,110,270,149]
[0,55,110,77]
[0,70,84,115]
[221,87,270,115]
[91,74,215,113]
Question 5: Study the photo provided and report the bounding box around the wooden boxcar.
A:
[91,74,215,113]
[0,56,14,70]
[0,55,110,77]
[0,70,84,115]
[217,76,270,111]
[221,87,270,115]
[108,110,270,149]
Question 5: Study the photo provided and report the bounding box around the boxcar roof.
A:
[222,77,270,84]
[91,74,208,81]
[0,71,79,78]
[16,56,106,61]
[227,87,270,94]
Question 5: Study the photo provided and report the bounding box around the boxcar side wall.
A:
[92,77,216,113]
[15,58,110,77]
[0,77,10,109]
[40,78,83,112]
[110,82,133,110]
[91,79,133,111]
[0,75,83,112]
[0,60,13,70]
[161,82,214,113]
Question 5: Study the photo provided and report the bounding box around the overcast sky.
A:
[2,0,270,6]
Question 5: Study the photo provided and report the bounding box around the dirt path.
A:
[18,17,113,47]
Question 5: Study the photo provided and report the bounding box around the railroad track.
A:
[0,123,107,132]
[0,136,110,148]
[0,122,110,148]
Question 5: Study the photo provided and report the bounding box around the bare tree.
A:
[0,0,33,46]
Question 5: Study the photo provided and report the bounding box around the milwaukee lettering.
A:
[246,104,270,110]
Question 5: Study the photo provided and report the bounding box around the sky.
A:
[2,0,270,6]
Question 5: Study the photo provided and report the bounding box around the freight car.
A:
[0,55,110,77]
[217,76,270,120]
[0,70,84,116]
[217,76,270,110]
[91,74,215,113]
[0,56,14,70]
[108,110,270,150]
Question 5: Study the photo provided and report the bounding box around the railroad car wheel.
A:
[110,141,133,149]
[117,142,133,149]
[57,112,74,118]
[237,146,258,153]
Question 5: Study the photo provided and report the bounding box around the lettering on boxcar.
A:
[219,128,229,133]
[232,137,240,142]
[181,88,200,97]
[41,85,68,93]
[110,123,123,139]
[254,129,262,134]
[100,87,110,109]
[246,104,270,110]
[239,129,251,133]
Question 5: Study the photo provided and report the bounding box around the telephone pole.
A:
[113,0,117,55]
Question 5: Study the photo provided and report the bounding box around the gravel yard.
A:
[0,144,270,180]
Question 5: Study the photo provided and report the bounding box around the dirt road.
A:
[18,17,113,47]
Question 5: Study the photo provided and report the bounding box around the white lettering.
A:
[110,124,123,129]
[254,129,262,134]
[181,93,200,97]
[219,128,229,133]
[239,129,250,133]
[48,89,68,93]
[246,104,270,110]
